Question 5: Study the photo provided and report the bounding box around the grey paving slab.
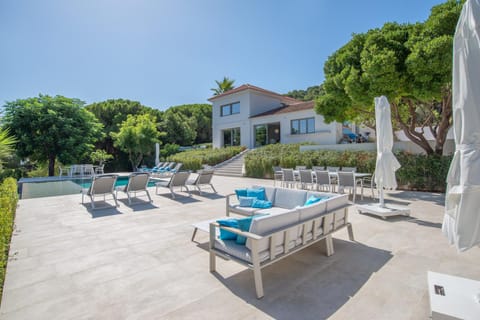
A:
[1,175,480,320]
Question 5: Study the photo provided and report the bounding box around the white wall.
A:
[250,109,340,147]
[249,92,283,117]
[212,91,251,148]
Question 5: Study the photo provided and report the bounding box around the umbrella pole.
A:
[379,183,385,208]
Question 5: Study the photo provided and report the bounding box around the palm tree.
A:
[0,129,16,166]
[211,77,235,95]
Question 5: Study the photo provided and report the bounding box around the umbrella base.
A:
[356,203,410,219]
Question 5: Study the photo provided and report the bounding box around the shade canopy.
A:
[443,0,480,252]
[374,96,401,192]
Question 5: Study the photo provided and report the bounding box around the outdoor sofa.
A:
[210,186,353,298]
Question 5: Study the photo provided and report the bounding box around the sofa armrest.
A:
[209,222,263,241]
[226,193,237,216]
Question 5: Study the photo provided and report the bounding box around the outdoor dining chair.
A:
[272,166,283,187]
[361,171,376,199]
[81,174,119,209]
[314,170,333,192]
[281,168,296,188]
[298,169,315,190]
[115,172,152,205]
[337,171,363,203]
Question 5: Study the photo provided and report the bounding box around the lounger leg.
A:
[325,235,334,256]
[112,192,119,207]
[253,267,264,299]
[146,190,152,203]
[209,224,216,272]
[170,187,176,199]
[90,195,95,209]
[127,192,132,205]
[347,223,355,241]
[210,184,217,194]
[191,228,198,242]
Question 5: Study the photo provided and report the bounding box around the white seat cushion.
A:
[273,188,307,209]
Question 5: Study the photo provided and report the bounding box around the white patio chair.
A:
[155,171,191,198]
[115,172,152,205]
[337,171,363,203]
[361,171,376,199]
[81,174,119,209]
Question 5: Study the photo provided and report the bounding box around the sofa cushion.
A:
[273,188,307,209]
[239,196,256,207]
[235,215,268,245]
[235,188,247,199]
[217,218,239,240]
[246,210,300,252]
[325,194,349,211]
[247,187,266,200]
[252,185,276,202]
[304,195,322,206]
[255,207,292,216]
[229,205,259,216]
[252,199,272,209]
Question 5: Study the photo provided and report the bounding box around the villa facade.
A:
[209,84,342,149]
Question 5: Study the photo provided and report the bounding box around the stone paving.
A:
[1,175,479,319]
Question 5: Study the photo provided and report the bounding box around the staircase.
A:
[214,149,249,177]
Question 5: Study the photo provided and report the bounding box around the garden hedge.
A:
[244,144,452,192]
[0,178,18,304]
[168,146,246,171]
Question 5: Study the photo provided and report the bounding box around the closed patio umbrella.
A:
[442,0,480,252]
[155,143,160,166]
[374,96,401,207]
[356,96,409,219]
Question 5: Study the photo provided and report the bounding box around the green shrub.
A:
[168,146,246,171]
[0,178,18,303]
[244,144,451,192]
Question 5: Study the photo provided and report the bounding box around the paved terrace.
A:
[1,176,479,319]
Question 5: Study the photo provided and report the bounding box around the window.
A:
[221,102,240,116]
[291,117,315,134]
[223,128,241,146]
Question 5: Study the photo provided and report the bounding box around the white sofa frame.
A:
[209,203,353,299]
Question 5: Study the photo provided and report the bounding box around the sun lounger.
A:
[115,172,152,205]
[186,169,216,195]
[81,174,119,209]
[155,171,191,198]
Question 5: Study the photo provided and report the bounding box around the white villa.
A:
[209,84,342,149]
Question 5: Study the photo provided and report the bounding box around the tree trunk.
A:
[48,155,56,177]
[391,100,435,155]
[433,89,453,155]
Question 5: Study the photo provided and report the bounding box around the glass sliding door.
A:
[254,122,280,147]
[222,128,240,147]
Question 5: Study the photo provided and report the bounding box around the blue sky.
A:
[0,0,444,110]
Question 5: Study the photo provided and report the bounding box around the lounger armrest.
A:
[226,193,237,216]
[209,222,263,241]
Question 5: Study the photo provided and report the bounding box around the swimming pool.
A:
[19,176,157,199]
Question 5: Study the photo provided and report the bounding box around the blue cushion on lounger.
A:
[247,187,266,201]
[239,196,256,207]
[235,188,248,199]
[252,199,272,209]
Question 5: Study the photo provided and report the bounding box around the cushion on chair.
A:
[252,185,276,202]
[246,187,266,200]
[273,188,307,209]
[252,199,272,209]
[235,188,247,199]
[217,219,239,240]
[239,196,256,207]
[304,195,321,206]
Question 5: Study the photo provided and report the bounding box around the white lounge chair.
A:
[81,174,119,209]
[187,169,217,195]
[155,171,191,198]
[115,172,152,205]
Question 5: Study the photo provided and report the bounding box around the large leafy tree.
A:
[160,111,197,146]
[211,77,235,95]
[86,99,164,170]
[3,95,102,176]
[111,114,162,170]
[163,104,212,144]
[315,0,463,155]
[285,85,324,101]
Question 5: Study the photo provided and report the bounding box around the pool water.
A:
[19,176,157,199]
[75,176,156,189]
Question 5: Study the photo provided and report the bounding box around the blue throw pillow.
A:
[247,187,266,201]
[235,188,248,199]
[235,216,253,245]
[252,199,272,209]
[217,219,239,240]
[304,195,328,206]
[239,196,256,207]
